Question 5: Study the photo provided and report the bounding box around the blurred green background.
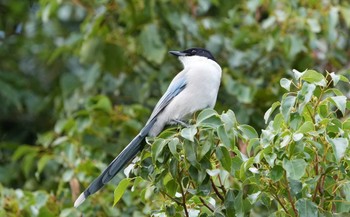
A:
[0,0,349,216]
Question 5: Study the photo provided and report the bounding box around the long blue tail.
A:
[74,118,156,207]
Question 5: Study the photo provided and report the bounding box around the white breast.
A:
[149,56,222,136]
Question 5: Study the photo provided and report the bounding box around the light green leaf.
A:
[280,134,291,148]
[95,96,112,113]
[280,95,296,122]
[292,133,303,141]
[113,178,131,206]
[297,121,314,134]
[280,78,292,91]
[181,126,197,142]
[264,102,280,124]
[238,124,258,139]
[340,75,349,83]
[330,96,347,116]
[282,159,307,180]
[326,136,349,162]
[330,72,340,86]
[295,199,318,217]
[197,108,218,123]
[292,69,305,80]
[301,70,326,86]
[297,83,316,113]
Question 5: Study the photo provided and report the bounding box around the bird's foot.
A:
[172,119,190,128]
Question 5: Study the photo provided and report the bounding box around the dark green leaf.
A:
[282,159,307,180]
[295,199,318,216]
[181,126,197,142]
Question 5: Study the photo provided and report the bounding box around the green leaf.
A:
[326,136,349,162]
[217,125,231,148]
[198,140,212,160]
[292,69,305,80]
[138,24,166,64]
[330,96,347,116]
[165,179,178,197]
[297,121,314,134]
[224,190,235,217]
[181,126,197,142]
[197,108,218,123]
[184,140,198,167]
[221,109,237,131]
[330,72,340,86]
[238,124,258,139]
[280,78,292,91]
[168,138,180,160]
[340,6,350,27]
[282,159,307,180]
[271,165,284,182]
[151,139,167,163]
[264,102,280,124]
[94,96,112,113]
[301,70,326,86]
[295,199,318,216]
[37,155,52,175]
[216,146,232,172]
[280,95,296,122]
[113,178,131,206]
[297,83,316,113]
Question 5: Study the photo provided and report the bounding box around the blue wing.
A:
[147,72,187,122]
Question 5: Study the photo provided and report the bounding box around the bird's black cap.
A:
[169,48,216,62]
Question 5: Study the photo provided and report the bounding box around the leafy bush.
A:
[112,70,350,216]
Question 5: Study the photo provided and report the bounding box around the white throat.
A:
[179,55,221,72]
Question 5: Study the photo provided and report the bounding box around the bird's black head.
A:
[169,48,216,62]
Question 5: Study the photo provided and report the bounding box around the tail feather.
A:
[74,119,156,207]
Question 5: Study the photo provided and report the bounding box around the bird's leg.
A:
[172,119,190,128]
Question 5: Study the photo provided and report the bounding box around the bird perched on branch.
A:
[74,47,222,207]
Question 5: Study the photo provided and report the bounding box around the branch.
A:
[178,178,189,217]
[285,178,298,216]
[210,178,224,201]
[199,197,214,212]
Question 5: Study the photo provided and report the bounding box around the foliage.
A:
[1,0,350,216]
[115,70,349,216]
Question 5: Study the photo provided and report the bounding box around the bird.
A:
[74,47,222,207]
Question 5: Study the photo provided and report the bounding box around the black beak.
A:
[169,50,186,57]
